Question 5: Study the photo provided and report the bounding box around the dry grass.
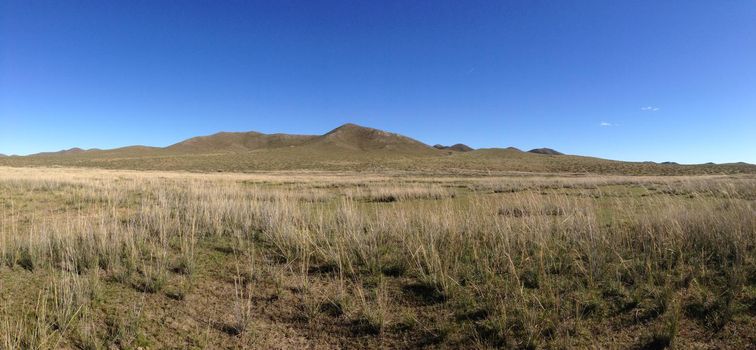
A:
[0,166,754,349]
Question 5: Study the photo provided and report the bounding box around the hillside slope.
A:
[529,148,564,155]
[166,132,315,153]
[434,144,474,152]
[301,123,440,155]
[1,123,754,175]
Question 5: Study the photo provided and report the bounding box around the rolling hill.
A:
[166,131,315,153]
[1,123,754,175]
[528,148,564,155]
[31,147,94,156]
[305,123,438,155]
[434,144,474,152]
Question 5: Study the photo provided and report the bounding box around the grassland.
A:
[2,147,754,176]
[0,166,754,349]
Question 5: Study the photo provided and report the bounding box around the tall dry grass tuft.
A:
[0,167,754,348]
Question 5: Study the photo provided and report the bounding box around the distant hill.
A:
[528,148,564,155]
[433,144,474,152]
[32,147,93,156]
[163,123,439,157]
[306,123,438,155]
[167,131,314,153]
[2,123,754,175]
[109,145,161,153]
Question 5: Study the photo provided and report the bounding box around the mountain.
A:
[0,153,6,157]
[166,131,315,153]
[2,123,754,175]
[108,145,161,153]
[528,148,564,155]
[433,144,474,152]
[302,123,439,155]
[15,123,443,164]
[32,147,94,156]
[17,123,433,157]
[161,123,439,157]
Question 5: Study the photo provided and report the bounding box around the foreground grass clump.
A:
[0,167,754,349]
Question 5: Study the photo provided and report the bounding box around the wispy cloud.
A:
[600,121,612,127]
[641,106,659,111]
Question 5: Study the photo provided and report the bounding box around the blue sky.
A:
[1,1,754,163]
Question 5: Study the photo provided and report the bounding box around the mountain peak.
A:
[325,123,375,135]
[167,130,312,153]
[528,148,564,155]
[317,124,435,154]
[433,144,474,152]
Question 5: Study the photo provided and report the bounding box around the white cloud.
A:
[641,106,659,111]
[600,122,612,127]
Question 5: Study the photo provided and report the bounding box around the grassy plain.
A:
[2,148,754,176]
[0,167,754,349]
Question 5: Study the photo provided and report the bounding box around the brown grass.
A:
[0,166,754,348]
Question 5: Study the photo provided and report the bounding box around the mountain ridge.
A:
[24,123,445,157]
[2,123,754,175]
[305,123,438,155]
[166,131,315,153]
[434,144,474,152]
[528,148,564,156]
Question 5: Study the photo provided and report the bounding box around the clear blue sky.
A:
[1,1,754,163]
